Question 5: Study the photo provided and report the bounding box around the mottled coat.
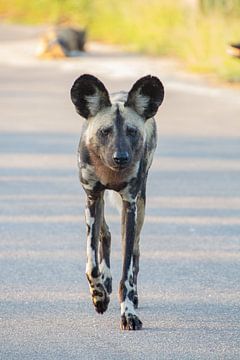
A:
[71,74,164,330]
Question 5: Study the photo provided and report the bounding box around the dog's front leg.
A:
[119,199,143,330]
[85,193,110,314]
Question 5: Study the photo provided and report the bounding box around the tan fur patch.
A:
[87,146,135,190]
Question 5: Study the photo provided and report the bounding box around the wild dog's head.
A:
[71,74,164,171]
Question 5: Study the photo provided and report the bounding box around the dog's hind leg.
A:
[99,217,112,295]
[85,193,110,314]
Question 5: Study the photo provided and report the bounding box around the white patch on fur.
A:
[85,249,96,275]
[144,118,157,170]
[120,260,136,316]
[99,259,112,280]
[144,118,155,141]
[85,207,95,227]
[110,91,127,103]
[85,208,96,275]
[133,89,150,116]
[120,300,136,316]
[81,165,98,190]
[105,190,122,213]
[85,93,101,117]
[77,152,81,165]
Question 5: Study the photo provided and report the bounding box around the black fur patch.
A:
[128,290,135,302]
[104,277,112,295]
[120,313,143,330]
[128,160,144,198]
[91,266,99,278]
[140,178,147,202]
[92,290,103,297]
[125,75,164,120]
[119,280,127,301]
[115,105,124,129]
[79,141,91,164]
[70,74,111,118]
[121,201,136,284]
[85,181,105,197]
[86,224,90,236]
[93,181,105,193]
[106,181,127,192]
[114,105,127,154]
[133,294,138,309]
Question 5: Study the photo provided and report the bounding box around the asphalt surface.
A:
[0,24,240,360]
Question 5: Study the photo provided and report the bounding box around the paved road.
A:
[0,25,240,359]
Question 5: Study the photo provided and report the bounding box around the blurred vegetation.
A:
[0,0,240,81]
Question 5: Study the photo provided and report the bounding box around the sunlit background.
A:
[1,0,240,81]
[0,1,240,357]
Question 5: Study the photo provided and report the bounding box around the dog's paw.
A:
[92,284,110,314]
[120,313,143,330]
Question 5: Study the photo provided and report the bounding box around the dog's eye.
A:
[100,127,112,136]
[127,127,137,137]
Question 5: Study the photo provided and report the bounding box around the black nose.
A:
[113,151,129,165]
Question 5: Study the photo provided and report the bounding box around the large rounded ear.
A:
[125,75,164,120]
[70,74,111,118]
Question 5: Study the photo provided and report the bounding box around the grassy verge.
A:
[1,0,240,82]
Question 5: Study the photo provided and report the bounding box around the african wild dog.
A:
[70,74,164,330]
[36,27,86,59]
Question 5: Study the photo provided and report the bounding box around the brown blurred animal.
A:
[227,43,240,58]
[36,27,86,59]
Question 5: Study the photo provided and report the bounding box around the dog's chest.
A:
[80,152,137,192]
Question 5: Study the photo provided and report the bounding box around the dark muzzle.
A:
[113,151,129,166]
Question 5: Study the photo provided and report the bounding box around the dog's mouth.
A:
[109,163,130,171]
[100,154,131,171]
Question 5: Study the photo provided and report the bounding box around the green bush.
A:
[1,0,240,81]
